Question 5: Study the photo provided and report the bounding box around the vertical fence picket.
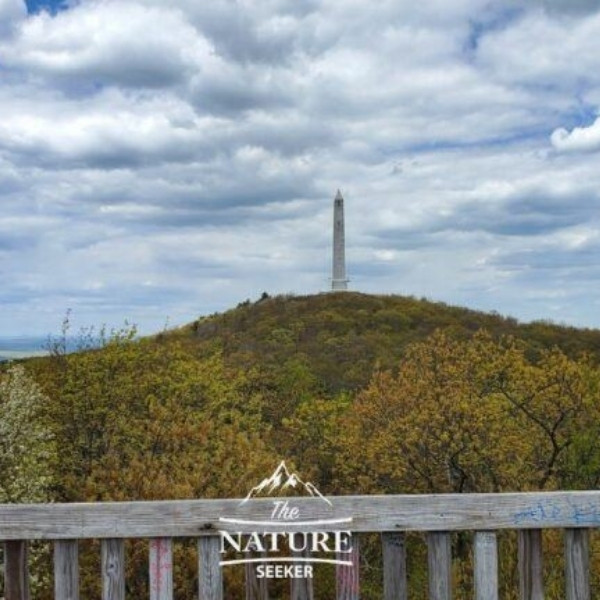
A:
[336,534,359,600]
[245,553,269,600]
[382,532,407,600]
[427,532,451,600]
[474,531,498,600]
[1,493,599,600]
[198,536,222,600]
[290,575,313,600]
[518,529,543,600]
[565,529,590,600]
[149,538,173,600]
[54,540,79,600]
[290,534,313,600]
[102,539,125,600]
[290,570,313,600]
[4,541,30,600]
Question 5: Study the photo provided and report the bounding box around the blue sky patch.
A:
[25,0,69,15]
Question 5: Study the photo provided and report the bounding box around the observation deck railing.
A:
[1,490,598,599]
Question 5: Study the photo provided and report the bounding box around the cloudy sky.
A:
[2,0,600,337]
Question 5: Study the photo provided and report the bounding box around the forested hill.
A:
[170,292,600,393]
[7,293,600,597]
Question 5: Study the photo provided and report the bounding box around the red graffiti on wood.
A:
[150,538,173,597]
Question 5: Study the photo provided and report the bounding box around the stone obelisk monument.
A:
[331,189,348,291]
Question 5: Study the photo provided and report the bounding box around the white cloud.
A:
[2,1,209,87]
[477,10,600,92]
[0,87,232,167]
[551,117,600,152]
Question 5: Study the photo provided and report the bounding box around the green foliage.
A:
[336,331,598,495]
[280,392,351,490]
[12,292,600,597]
[179,292,600,399]
[30,324,275,599]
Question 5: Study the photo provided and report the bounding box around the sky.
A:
[2,0,600,337]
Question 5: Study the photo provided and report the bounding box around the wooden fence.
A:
[1,490,599,599]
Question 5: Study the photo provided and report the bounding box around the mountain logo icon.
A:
[241,460,332,506]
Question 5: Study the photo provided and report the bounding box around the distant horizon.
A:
[0,333,95,358]
[0,335,49,348]
[2,290,600,357]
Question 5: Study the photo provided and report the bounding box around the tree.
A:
[0,365,56,595]
[35,327,276,598]
[336,330,598,495]
[0,365,55,503]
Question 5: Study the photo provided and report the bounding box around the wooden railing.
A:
[1,490,599,599]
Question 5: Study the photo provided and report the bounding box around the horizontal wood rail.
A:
[1,490,599,599]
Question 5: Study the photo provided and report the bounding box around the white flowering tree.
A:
[0,364,56,594]
[0,365,55,503]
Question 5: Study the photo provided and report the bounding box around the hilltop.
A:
[167,291,600,394]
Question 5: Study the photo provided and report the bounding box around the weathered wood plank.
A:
[474,531,498,600]
[102,538,125,600]
[2,491,600,538]
[245,553,269,600]
[198,536,222,600]
[149,538,173,600]
[4,541,30,600]
[336,534,359,600]
[382,532,407,600]
[427,532,451,600]
[290,576,312,600]
[518,529,544,600]
[290,535,312,600]
[565,529,590,600]
[54,540,79,600]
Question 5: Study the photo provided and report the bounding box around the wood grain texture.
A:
[289,574,313,600]
[149,538,173,600]
[564,529,590,600]
[3,491,600,539]
[54,540,79,600]
[101,539,125,600]
[4,541,30,600]
[382,532,407,600]
[336,534,359,600]
[427,532,452,600]
[198,536,222,600]
[0,491,600,540]
[245,553,269,600]
[474,531,498,600]
[289,535,313,600]
[518,529,544,600]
